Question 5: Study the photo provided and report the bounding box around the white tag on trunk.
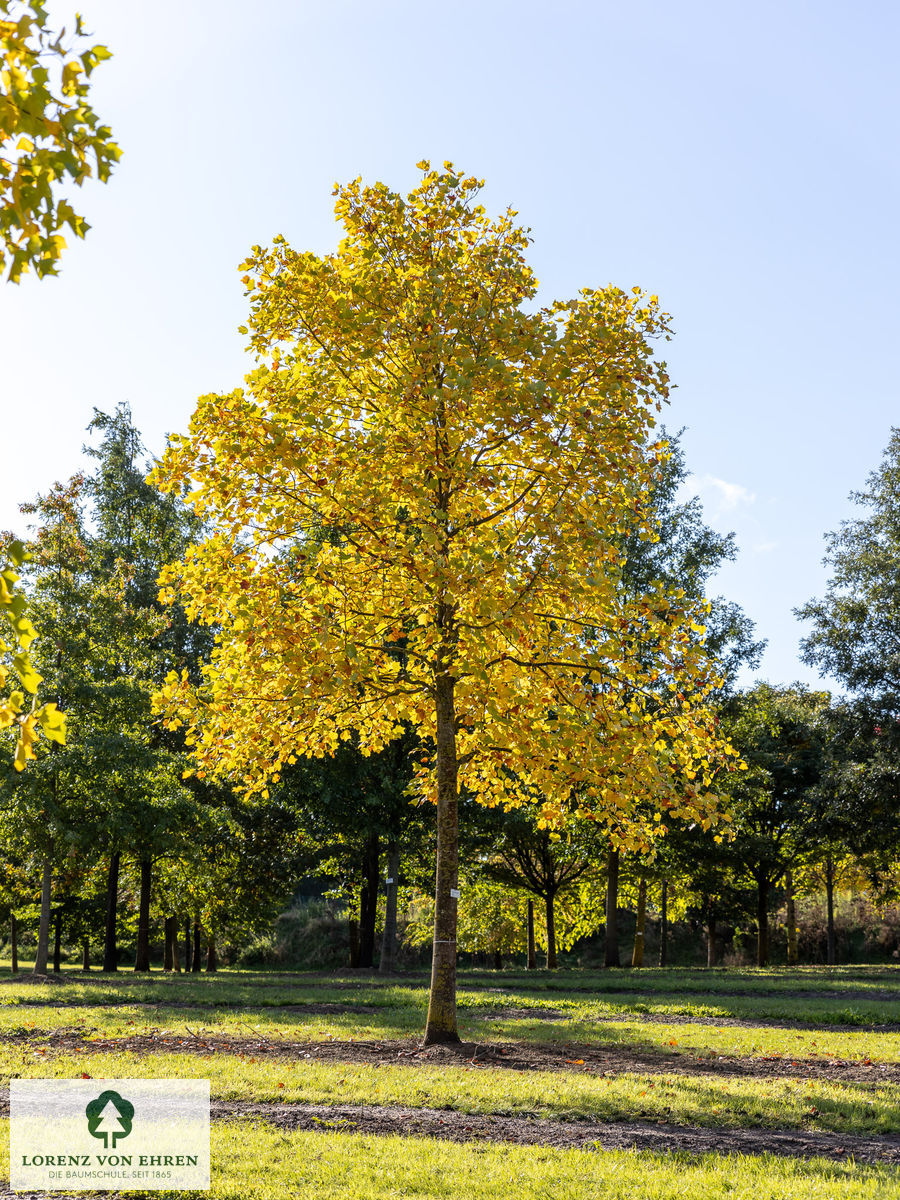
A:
[386,878,394,884]
[450,888,460,899]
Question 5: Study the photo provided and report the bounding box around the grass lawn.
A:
[2,1120,899,1200]
[1,965,900,1197]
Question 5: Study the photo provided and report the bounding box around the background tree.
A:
[717,684,828,966]
[798,428,900,712]
[0,1,119,281]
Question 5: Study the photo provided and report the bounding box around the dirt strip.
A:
[209,1098,900,1164]
[5,1031,900,1084]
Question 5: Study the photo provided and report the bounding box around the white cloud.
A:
[691,475,757,512]
[752,540,778,553]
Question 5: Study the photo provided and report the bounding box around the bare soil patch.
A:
[5,1030,899,1084]
[0,1090,897,1171]
[210,1099,900,1163]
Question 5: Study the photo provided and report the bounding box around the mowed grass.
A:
[1,1120,899,1200]
[3,992,900,1066]
[5,1045,900,1135]
[2,967,900,1196]
[3,964,900,1026]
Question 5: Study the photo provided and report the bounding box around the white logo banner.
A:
[10,1078,210,1191]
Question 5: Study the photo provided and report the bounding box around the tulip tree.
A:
[1,540,65,768]
[0,1,120,282]
[153,163,737,1043]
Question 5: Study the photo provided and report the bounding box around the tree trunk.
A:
[785,867,798,966]
[348,918,360,968]
[493,948,502,969]
[206,933,217,973]
[52,908,61,973]
[544,892,558,969]
[526,899,536,970]
[423,669,461,1044]
[82,939,90,971]
[163,916,176,971]
[379,842,401,975]
[706,900,717,968]
[604,849,620,968]
[756,873,769,967]
[183,920,191,973]
[631,877,647,968]
[358,830,380,969]
[103,851,120,972]
[10,914,17,974]
[33,857,52,975]
[133,858,152,972]
[659,878,668,967]
[825,857,836,965]
[191,920,202,972]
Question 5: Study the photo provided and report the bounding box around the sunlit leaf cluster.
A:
[0,539,65,769]
[0,0,119,281]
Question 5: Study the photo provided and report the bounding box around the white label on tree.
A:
[450,888,460,899]
[386,878,394,884]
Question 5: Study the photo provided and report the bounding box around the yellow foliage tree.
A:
[152,163,737,1043]
[0,1,120,281]
[0,540,65,767]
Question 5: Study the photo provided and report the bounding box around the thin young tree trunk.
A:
[493,948,502,969]
[423,668,461,1044]
[785,867,798,966]
[191,920,202,972]
[379,842,401,975]
[706,900,717,967]
[134,858,152,972]
[103,851,120,972]
[544,892,558,969]
[756,873,769,967]
[163,917,175,971]
[358,830,380,969]
[527,899,536,970]
[10,914,17,974]
[659,879,668,967]
[33,857,52,975]
[348,917,360,968]
[82,939,90,971]
[206,932,217,973]
[631,877,647,968]
[825,857,836,965]
[52,908,61,973]
[183,920,191,973]
[604,849,620,967]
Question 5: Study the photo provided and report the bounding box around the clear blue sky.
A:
[2,0,897,692]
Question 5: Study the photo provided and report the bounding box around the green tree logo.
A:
[85,1090,134,1148]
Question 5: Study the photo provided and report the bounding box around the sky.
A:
[2,0,898,693]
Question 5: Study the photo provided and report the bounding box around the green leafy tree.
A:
[798,428,900,710]
[717,684,829,966]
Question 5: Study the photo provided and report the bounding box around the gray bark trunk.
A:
[631,877,646,968]
[604,849,620,967]
[379,843,401,974]
[33,858,52,975]
[423,669,460,1044]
